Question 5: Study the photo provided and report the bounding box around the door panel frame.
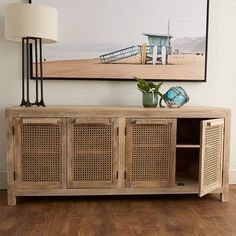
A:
[125,118,177,188]
[199,118,224,197]
[14,117,66,189]
[67,117,119,189]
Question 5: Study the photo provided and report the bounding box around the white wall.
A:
[0,0,236,188]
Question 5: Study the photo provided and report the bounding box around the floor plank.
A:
[1,187,236,236]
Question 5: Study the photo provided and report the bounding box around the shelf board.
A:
[15,183,200,196]
[176,144,200,148]
[176,176,199,190]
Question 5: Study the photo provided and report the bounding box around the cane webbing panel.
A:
[72,123,113,182]
[130,123,171,182]
[20,123,62,182]
[203,125,223,187]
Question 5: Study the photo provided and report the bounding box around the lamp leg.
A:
[20,38,27,106]
[38,38,45,107]
[25,38,31,107]
[34,38,39,104]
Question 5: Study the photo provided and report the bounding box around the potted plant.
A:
[135,77,164,107]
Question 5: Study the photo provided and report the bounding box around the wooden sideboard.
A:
[5,106,231,205]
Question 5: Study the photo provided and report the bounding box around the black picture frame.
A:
[31,0,209,82]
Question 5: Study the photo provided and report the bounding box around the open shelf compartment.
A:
[177,118,202,146]
[175,148,199,187]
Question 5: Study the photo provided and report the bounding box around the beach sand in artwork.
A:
[37,54,205,80]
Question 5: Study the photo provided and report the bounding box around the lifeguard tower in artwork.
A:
[143,33,172,65]
[99,33,173,65]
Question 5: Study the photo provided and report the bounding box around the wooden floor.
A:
[1,187,236,236]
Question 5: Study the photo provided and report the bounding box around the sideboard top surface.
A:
[5,106,231,119]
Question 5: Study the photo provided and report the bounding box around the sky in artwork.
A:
[35,0,208,60]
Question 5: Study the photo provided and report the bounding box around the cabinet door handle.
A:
[124,171,127,180]
[116,171,118,179]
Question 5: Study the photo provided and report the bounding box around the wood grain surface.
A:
[5,106,231,205]
[1,187,236,236]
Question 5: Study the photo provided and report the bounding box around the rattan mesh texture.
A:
[203,125,223,186]
[20,123,62,182]
[72,123,113,182]
[131,123,171,182]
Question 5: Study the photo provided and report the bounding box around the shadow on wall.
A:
[0,6,4,39]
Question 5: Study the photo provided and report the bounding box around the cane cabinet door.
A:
[199,119,224,197]
[14,118,66,189]
[67,118,119,188]
[126,119,177,188]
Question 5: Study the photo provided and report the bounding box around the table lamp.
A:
[4,2,58,107]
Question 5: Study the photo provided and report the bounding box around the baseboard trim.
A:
[1,169,236,190]
[0,171,7,189]
[230,169,236,184]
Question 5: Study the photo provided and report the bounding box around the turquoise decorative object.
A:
[160,87,189,108]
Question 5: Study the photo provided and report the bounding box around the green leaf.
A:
[135,77,164,95]
[154,81,164,93]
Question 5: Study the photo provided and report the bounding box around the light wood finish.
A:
[6,111,16,205]
[67,118,119,188]
[125,119,176,188]
[14,118,66,190]
[5,106,231,205]
[21,118,61,124]
[117,118,126,188]
[176,144,200,148]
[5,106,231,118]
[199,119,224,197]
[13,186,225,196]
[221,114,231,201]
[2,187,236,236]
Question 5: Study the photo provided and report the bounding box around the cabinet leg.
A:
[8,190,16,205]
[220,192,228,202]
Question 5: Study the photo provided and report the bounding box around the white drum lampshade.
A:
[5,3,58,44]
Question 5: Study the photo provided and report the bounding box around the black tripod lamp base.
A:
[21,37,46,107]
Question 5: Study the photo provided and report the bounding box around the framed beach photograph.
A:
[32,0,209,81]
